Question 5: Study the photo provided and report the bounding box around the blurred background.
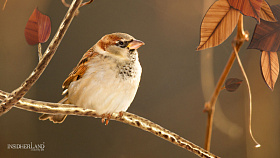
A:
[0,0,279,157]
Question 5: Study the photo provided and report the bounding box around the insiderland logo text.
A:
[7,142,45,151]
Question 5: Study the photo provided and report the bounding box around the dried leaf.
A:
[261,51,279,90]
[225,78,243,92]
[228,0,276,22]
[24,8,51,45]
[228,0,262,22]
[248,4,280,52]
[259,0,277,22]
[197,0,240,51]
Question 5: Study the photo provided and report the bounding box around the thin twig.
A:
[204,14,246,151]
[204,50,237,151]
[38,43,42,61]
[62,0,93,8]
[80,0,94,7]
[61,0,93,16]
[232,42,261,148]
[0,0,83,116]
[2,0,7,10]
[61,0,70,7]
[0,90,220,158]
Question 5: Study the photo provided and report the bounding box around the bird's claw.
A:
[101,113,112,125]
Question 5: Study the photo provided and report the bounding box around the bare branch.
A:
[0,90,219,158]
[204,14,247,151]
[62,0,93,8]
[0,0,83,116]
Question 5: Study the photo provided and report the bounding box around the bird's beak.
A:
[127,40,145,50]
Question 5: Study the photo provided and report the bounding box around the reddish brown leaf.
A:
[197,0,240,51]
[228,0,262,22]
[248,5,280,52]
[24,8,51,45]
[259,1,277,22]
[261,51,279,90]
[228,0,276,22]
[225,78,243,92]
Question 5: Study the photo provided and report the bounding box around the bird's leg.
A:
[119,111,123,117]
[105,113,111,125]
[101,114,106,124]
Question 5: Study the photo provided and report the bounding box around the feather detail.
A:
[62,48,99,94]
[98,34,122,51]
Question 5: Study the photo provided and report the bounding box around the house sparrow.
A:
[39,32,144,124]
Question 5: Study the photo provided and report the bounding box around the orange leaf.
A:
[248,4,280,52]
[24,8,51,45]
[197,0,240,51]
[261,51,279,90]
[228,0,276,22]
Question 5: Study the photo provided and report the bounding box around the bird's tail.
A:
[39,96,69,123]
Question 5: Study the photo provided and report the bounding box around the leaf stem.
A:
[232,43,260,148]
[204,14,246,151]
[0,0,83,116]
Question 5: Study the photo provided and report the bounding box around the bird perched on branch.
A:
[39,32,144,125]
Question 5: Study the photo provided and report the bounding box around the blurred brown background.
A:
[0,0,279,157]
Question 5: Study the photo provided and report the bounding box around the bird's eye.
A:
[118,41,124,45]
[116,41,127,48]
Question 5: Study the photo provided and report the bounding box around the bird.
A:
[39,32,144,125]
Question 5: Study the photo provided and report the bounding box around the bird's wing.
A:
[62,48,98,95]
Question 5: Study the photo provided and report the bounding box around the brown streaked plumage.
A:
[62,50,99,94]
[98,35,122,51]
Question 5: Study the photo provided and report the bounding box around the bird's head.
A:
[96,32,144,61]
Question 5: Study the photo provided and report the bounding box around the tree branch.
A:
[0,90,219,158]
[204,14,248,151]
[0,0,83,116]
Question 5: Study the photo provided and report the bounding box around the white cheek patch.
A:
[94,45,109,56]
[106,46,130,61]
